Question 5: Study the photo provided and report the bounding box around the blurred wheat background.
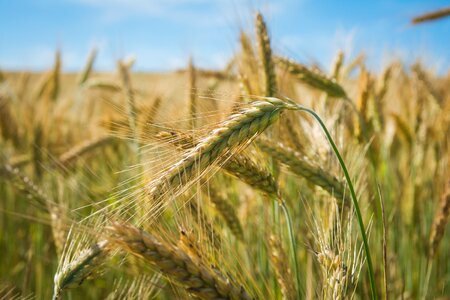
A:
[0,1,449,300]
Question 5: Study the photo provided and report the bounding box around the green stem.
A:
[280,200,302,300]
[296,105,378,300]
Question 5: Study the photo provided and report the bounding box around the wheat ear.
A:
[53,240,109,300]
[269,235,297,300]
[147,98,296,205]
[77,48,97,86]
[256,12,277,97]
[156,130,279,197]
[58,135,114,167]
[109,223,252,300]
[205,183,244,240]
[276,57,347,98]
[257,137,350,205]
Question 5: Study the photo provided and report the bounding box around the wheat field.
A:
[0,12,449,300]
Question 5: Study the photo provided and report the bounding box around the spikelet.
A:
[108,223,252,300]
[429,180,450,258]
[276,57,348,98]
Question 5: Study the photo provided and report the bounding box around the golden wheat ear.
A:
[108,223,253,300]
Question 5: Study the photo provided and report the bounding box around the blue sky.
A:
[1,0,449,73]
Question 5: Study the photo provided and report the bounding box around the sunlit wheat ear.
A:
[57,135,114,168]
[82,78,122,92]
[53,229,109,300]
[187,56,198,129]
[374,65,393,127]
[429,180,450,258]
[256,12,277,97]
[146,98,296,212]
[77,48,97,86]
[108,223,253,300]
[156,130,279,198]
[276,57,348,98]
[330,50,345,80]
[65,135,111,158]
[268,235,296,300]
[239,31,260,96]
[141,97,162,134]
[1,163,68,254]
[309,200,364,299]
[256,137,350,206]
